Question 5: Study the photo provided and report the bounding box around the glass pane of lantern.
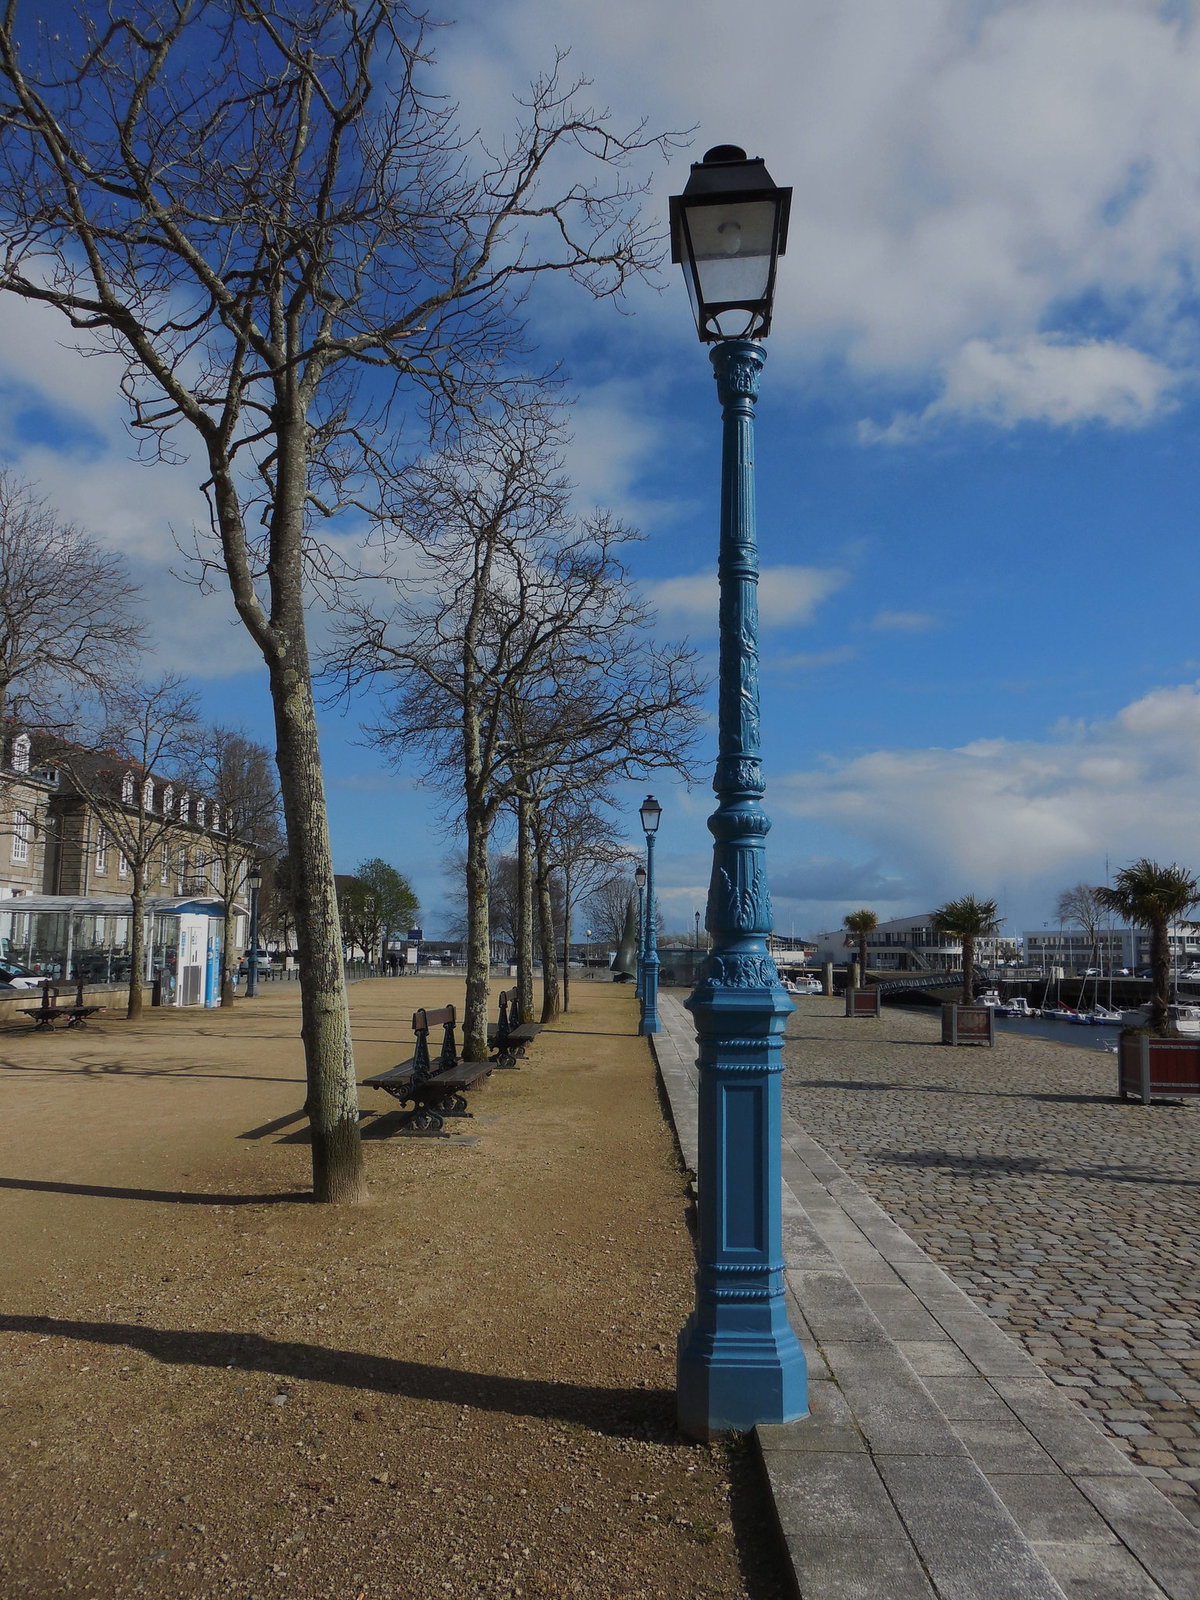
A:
[684,199,776,309]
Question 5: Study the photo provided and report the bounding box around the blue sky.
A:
[6,0,1200,941]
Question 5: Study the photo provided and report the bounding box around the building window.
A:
[211,857,223,892]
[143,776,155,811]
[192,850,207,892]
[163,785,174,817]
[118,850,129,879]
[160,840,170,886]
[10,733,30,773]
[179,793,190,823]
[212,803,221,833]
[121,772,135,805]
[11,810,31,864]
[196,797,206,829]
[177,846,188,890]
[96,827,109,874]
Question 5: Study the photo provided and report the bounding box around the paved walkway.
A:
[653,992,1200,1600]
[781,1000,1200,1526]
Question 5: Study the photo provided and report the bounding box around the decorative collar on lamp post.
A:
[669,145,791,344]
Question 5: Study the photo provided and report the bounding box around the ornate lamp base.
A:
[676,975,807,1439]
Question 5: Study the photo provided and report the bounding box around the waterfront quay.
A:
[781,996,1200,1527]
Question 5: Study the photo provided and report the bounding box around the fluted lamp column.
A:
[638,795,661,1036]
[670,144,807,1439]
[635,861,647,1005]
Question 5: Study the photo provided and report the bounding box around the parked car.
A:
[236,950,275,978]
[0,958,44,989]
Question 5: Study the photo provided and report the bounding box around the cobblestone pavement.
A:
[781,1000,1200,1530]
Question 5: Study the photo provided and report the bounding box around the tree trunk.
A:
[562,862,572,1014]
[516,792,534,1026]
[1150,917,1170,1035]
[127,871,145,1021]
[220,893,234,1006]
[270,660,367,1204]
[535,824,560,1023]
[859,933,868,977]
[463,802,492,1061]
[962,936,974,1006]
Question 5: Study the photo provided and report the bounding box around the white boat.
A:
[996,997,1037,1017]
[977,989,1002,1008]
[1123,1003,1200,1035]
[1089,1004,1123,1025]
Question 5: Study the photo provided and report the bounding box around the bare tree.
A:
[1056,882,1106,969]
[191,728,283,1004]
[0,472,143,729]
[334,408,704,1057]
[587,873,639,950]
[541,797,629,1014]
[55,677,201,1018]
[0,2,673,1201]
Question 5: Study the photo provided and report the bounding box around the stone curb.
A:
[651,992,1200,1600]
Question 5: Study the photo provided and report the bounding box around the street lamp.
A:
[670,146,807,1440]
[246,861,263,999]
[635,862,647,1002]
[638,794,662,1036]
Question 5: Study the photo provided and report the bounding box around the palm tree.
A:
[843,909,878,981]
[1095,860,1200,1035]
[932,895,1002,1004]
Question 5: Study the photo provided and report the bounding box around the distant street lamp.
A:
[635,862,647,1002]
[670,146,807,1440]
[246,861,263,998]
[638,794,662,1035]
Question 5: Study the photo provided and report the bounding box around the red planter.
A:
[941,1004,995,1046]
[845,987,881,1018]
[1118,1034,1200,1102]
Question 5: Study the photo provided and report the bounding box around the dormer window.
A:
[163,785,174,817]
[195,797,206,829]
[212,803,221,833]
[121,772,135,805]
[11,733,30,773]
[179,793,190,824]
[143,776,155,811]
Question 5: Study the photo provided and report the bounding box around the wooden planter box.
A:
[1118,1034,1200,1103]
[845,987,881,1018]
[941,1004,994,1046]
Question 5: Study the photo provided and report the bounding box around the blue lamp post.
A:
[670,145,807,1439]
[246,861,262,999]
[638,795,662,1034]
[635,861,647,1002]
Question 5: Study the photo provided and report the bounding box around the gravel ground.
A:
[0,977,789,1600]
[782,996,1200,1528]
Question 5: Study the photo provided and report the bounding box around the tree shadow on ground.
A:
[0,1175,309,1206]
[877,1149,1200,1186]
[0,1059,302,1084]
[789,1077,1116,1106]
[0,1313,676,1442]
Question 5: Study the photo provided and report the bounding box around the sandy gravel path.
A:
[782,996,1200,1529]
[0,977,787,1600]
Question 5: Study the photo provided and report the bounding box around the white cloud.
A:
[773,679,1200,914]
[646,563,847,628]
[870,610,936,633]
[863,336,1178,440]
[441,0,1200,428]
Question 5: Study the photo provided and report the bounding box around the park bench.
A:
[19,980,105,1031]
[487,987,543,1069]
[362,1004,492,1133]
